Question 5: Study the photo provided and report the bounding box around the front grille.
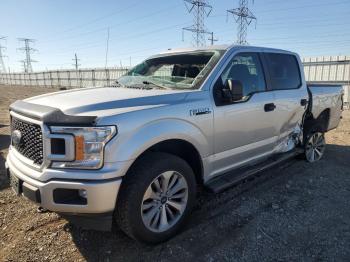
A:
[11,117,44,165]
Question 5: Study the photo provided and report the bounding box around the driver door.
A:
[211,52,278,177]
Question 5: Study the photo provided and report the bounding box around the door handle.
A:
[264,103,276,112]
[300,99,308,106]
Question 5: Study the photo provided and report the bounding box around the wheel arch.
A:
[303,108,330,139]
[126,139,204,185]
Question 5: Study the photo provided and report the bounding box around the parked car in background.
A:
[6,45,343,243]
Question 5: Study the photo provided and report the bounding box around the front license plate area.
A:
[9,172,22,195]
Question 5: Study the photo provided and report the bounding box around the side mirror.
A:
[223,79,243,102]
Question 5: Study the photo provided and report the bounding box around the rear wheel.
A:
[115,152,196,243]
[305,132,326,162]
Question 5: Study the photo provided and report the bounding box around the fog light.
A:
[79,189,87,199]
[53,188,87,205]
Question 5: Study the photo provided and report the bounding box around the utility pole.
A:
[17,38,37,73]
[105,27,110,68]
[208,32,218,46]
[0,36,7,73]
[72,53,81,70]
[182,0,212,47]
[19,60,26,72]
[227,0,256,45]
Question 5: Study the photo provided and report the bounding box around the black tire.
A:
[114,152,197,244]
[299,124,325,161]
[297,127,315,160]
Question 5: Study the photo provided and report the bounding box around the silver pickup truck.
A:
[6,45,343,243]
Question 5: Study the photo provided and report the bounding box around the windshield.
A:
[117,50,224,90]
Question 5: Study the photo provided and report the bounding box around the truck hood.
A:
[24,87,189,117]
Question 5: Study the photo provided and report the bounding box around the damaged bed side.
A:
[304,83,343,135]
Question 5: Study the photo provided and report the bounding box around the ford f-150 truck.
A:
[6,45,343,243]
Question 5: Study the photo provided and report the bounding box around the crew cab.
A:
[6,45,343,243]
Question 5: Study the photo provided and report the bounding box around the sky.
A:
[0,0,350,72]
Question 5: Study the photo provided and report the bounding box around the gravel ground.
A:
[0,85,350,261]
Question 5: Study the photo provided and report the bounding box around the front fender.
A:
[104,118,211,163]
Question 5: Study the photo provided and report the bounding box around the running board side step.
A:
[206,149,303,193]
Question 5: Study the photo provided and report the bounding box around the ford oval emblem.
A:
[12,130,22,146]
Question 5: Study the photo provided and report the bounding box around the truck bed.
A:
[307,83,343,131]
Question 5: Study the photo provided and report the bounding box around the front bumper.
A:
[6,151,122,214]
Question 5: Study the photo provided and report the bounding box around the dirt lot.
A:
[0,85,350,261]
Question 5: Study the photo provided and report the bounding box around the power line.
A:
[0,36,7,73]
[257,0,349,14]
[40,3,182,44]
[17,38,37,73]
[54,1,141,35]
[215,26,350,42]
[227,0,256,45]
[40,21,190,56]
[210,0,348,17]
[183,0,212,47]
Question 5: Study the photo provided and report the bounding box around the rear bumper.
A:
[6,152,122,215]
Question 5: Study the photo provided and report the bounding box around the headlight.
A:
[50,126,117,169]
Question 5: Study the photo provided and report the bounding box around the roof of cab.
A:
[158,45,230,54]
[157,44,294,56]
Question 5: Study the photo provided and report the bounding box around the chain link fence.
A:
[0,56,349,107]
[0,68,129,89]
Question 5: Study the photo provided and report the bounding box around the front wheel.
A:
[115,152,196,243]
[304,132,326,162]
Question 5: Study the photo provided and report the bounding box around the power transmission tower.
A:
[72,53,81,70]
[182,0,212,47]
[0,36,7,73]
[208,32,218,45]
[17,38,37,73]
[227,0,257,45]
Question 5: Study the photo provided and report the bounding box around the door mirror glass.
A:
[220,79,244,102]
[225,79,243,101]
[220,80,233,102]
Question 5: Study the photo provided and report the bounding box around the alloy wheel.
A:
[305,132,326,162]
[141,171,188,232]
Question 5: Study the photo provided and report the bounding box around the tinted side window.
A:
[219,53,266,99]
[265,53,301,90]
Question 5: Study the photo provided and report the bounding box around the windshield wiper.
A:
[142,80,171,90]
[114,81,148,89]
[113,80,125,87]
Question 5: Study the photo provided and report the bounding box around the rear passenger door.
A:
[262,52,308,151]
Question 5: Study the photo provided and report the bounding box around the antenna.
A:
[0,36,7,73]
[17,38,37,72]
[72,53,81,70]
[182,0,212,47]
[227,0,256,45]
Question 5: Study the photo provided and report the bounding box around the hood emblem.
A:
[12,130,22,146]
